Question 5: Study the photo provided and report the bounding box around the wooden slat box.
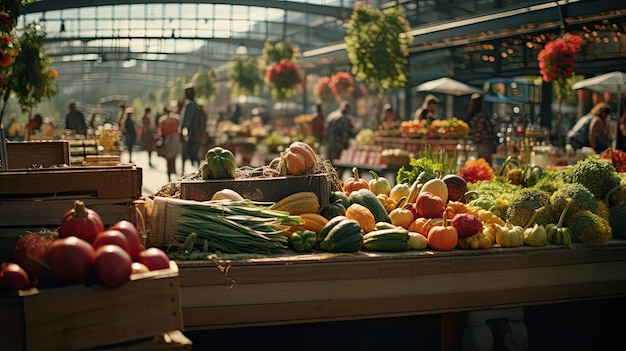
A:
[0,262,183,351]
[179,173,331,206]
[0,165,142,262]
[6,140,70,169]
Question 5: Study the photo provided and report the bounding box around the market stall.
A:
[176,241,626,331]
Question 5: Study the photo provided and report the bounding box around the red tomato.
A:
[60,200,104,244]
[137,248,170,271]
[93,245,132,288]
[46,236,95,282]
[92,229,130,253]
[12,231,57,281]
[0,262,30,292]
[110,220,142,260]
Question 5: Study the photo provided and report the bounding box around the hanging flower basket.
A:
[265,59,301,100]
[314,76,333,101]
[537,32,583,147]
[329,72,354,98]
[537,33,582,85]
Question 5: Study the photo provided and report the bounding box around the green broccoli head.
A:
[565,210,612,246]
[506,188,554,227]
[550,183,599,222]
[531,169,567,195]
[608,205,626,239]
[562,156,621,200]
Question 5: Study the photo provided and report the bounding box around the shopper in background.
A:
[116,101,126,129]
[120,107,137,163]
[141,106,156,168]
[325,100,355,161]
[566,102,612,154]
[312,103,325,142]
[65,101,87,136]
[616,100,626,152]
[466,93,494,164]
[414,94,439,125]
[26,113,43,137]
[180,84,207,174]
[158,101,182,182]
[382,103,401,126]
[229,104,242,124]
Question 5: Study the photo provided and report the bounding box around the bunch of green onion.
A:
[174,199,302,254]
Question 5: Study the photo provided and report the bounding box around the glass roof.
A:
[14,0,626,118]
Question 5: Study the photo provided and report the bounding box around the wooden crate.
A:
[0,262,184,351]
[0,166,142,262]
[179,173,331,206]
[6,140,70,169]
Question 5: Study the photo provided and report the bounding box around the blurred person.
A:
[88,113,100,137]
[229,103,242,124]
[116,101,126,128]
[65,101,87,135]
[158,100,182,182]
[466,93,494,163]
[141,106,156,168]
[120,107,137,163]
[326,100,355,161]
[25,113,43,137]
[180,84,207,173]
[566,102,612,154]
[414,94,439,125]
[381,103,401,126]
[312,103,325,142]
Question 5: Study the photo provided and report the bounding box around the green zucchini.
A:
[349,188,390,223]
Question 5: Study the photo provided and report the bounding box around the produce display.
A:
[0,201,170,292]
[157,141,626,261]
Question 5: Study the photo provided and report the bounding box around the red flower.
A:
[265,59,301,99]
[537,33,582,84]
[0,12,16,32]
[265,60,301,87]
[329,72,354,97]
[314,76,333,101]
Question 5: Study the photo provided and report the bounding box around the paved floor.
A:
[118,149,192,197]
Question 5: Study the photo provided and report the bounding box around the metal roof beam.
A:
[22,0,351,19]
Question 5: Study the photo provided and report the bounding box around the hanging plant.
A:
[314,76,332,101]
[344,2,413,95]
[5,23,57,113]
[262,41,298,65]
[265,59,302,100]
[537,32,583,146]
[192,67,217,101]
[538,32,582,97]
[228,56,263,97]
[329,72,354,99]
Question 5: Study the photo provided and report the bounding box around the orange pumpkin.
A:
[408,217,442,237]
[342,167,369,195]
[283,141,318,176]
[345,203,376,233]
[427,213,458,251]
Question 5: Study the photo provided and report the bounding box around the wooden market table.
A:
[176,240,626,332]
